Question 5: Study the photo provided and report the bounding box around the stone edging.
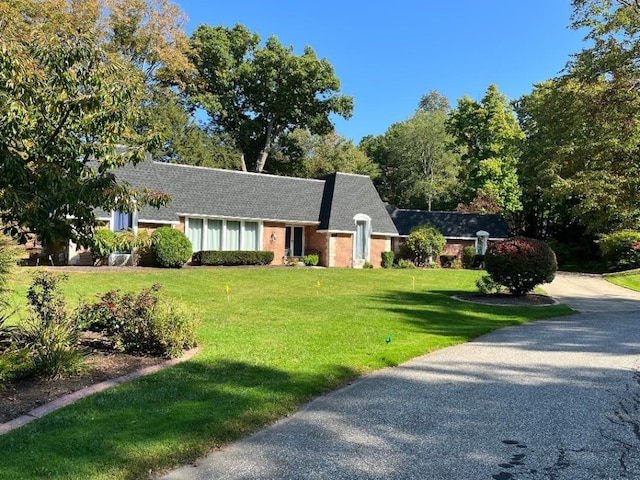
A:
[452,295,560,307]
[0,347,199,436]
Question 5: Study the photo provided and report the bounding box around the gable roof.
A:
[387,207,511,239]
[319,173,398,235]
[105,161,397,235]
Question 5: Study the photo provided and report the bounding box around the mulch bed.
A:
[0,332,164,424]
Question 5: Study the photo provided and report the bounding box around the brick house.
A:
[69,161,398,268]
[386,207,511,260]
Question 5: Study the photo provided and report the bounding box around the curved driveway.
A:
[161,273,640,480]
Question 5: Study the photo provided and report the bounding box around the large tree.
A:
[0,0,168,246]
[448,85,524,214]
[515,1,640,236]
[188,24,354,173]
[269,129,378,179]
[361,91,460,210]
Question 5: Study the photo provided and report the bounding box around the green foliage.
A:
[151,227,192,268]
[92,229,117,260]
[448,84,524,214]
[462,246,477,269]
[189,24,353,173]
[303,253,319,266]
[77,284,198,358]
[0,2,169,247]
[192,250,275,266]
[439,254,457,268]
[362,261,374,269]
[475,275,503,295]
[402,225,446,266]
[17,272,83,379]
[361,96,461,210]
[598,230,640,270]
[396,258,416,269]
[381,251,395,269]
[485,236,557,296]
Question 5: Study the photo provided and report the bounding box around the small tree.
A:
[402,225,446,266]
[485,236,557,296]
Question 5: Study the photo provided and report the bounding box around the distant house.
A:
[386,207,511,259]
[69,161,398,268]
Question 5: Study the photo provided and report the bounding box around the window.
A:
[353,214,371,263]
[185,218,262,252]
[206,220,222,250]
[243,222,259,250]
[187,218,204,253]
[112,211,132,231]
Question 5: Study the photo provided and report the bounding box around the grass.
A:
[604,269,640,291]
[1,267,573,480]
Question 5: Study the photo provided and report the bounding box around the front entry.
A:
[285,226,304,257]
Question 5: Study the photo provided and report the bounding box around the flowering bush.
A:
[76,284,198,358]
[485,236,557,296]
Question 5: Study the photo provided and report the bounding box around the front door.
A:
[285,226,304,257]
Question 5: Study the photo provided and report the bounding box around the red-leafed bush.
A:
[485,236,557,296]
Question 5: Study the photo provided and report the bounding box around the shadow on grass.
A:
[368,288,574,342]
[0,359,359,480]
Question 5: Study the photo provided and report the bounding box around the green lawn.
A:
[1,267,573,480]
[604,270,640,291]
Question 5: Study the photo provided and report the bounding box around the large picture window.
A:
[186,218,262,252]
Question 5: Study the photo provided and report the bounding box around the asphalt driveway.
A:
[161,273,640,480]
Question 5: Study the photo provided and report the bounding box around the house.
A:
[386,207,511,259]
[69,161,398,268]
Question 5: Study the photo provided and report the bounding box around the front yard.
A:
[1,267,572,480]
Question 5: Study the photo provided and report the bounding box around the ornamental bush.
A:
[462,246,477,269]
[598,230,640,270]
[485,236,557,296]
[401,224,446,266]
[381,251,395,269]
[151,227,192,268]
[76,284,198,358]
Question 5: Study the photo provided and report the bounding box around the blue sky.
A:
[176,1,587,143]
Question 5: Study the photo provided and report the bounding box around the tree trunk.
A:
[255,122,273,173]
[240,152,247,172]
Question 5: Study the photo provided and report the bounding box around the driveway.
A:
[161,273,640,480]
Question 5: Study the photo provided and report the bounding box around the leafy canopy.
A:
[0,0,169,246]
[189,24,354,173]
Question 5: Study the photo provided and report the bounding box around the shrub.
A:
[462,246,477,269]
[397,258,416,269]
[439,254,457,268]
[192,250,275,266]
[381,251,395,269]
[476,275,502,295]
[151,227,192,268]
[303,253,319,266]
[598,230,640,270]
[92,228,117,262]
[485,236,557,296]
[76,284,198,358]
[402,225,446,266]
[363,261,373,269]
[17,272,83,379]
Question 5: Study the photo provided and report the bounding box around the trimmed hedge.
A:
[598,229,640,270]
[192,250,274,266]
[485,236,557,296]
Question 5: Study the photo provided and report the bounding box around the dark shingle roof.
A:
[319,173,398,235]
[387,207,511,239]
[105,162,397,235]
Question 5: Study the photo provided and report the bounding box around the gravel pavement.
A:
[160,273,640,480]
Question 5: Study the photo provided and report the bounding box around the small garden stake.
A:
[316,280,321,296]
[386,335,391,344]
[412,276,416,291]
[225,285,230,302]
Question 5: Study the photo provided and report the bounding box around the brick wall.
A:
[263,222,287,265]
[305,226,329,266]
[370,236,391,268]
[329,233,353,267]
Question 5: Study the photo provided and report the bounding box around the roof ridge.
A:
[150,161,326,183]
